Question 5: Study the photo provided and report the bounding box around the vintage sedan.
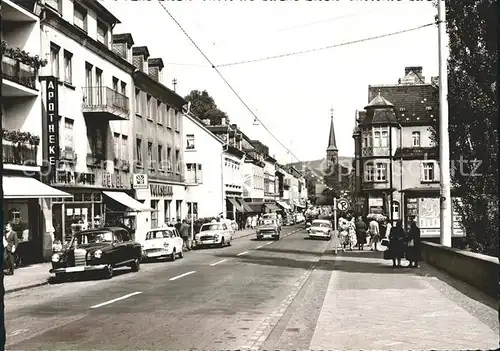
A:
[195,222,232,248]
[307,219,333,240]
[256,217,281,240]
[50,227,142,280]
[140,227,184,261]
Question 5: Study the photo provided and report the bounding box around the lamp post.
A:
[438,0,453,247]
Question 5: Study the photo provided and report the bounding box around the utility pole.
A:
[438,0,452,247]
[172,78,177,92]
[1,0,6,347]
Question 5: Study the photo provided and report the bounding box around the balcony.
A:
[361,147,390,157]
[185,173,202,186]
[2,129,39,167]
[2,54,38,97]
[82,86,130,120]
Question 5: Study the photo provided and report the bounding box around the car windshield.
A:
[201,224,222,231]
[147,230,174,239]
[72,231,113,247]
[312,222,331,228]
[260,218,275,225]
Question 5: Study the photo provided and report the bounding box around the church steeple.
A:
[327,107,338,152]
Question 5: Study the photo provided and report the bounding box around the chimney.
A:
[431,76,439,86]
[112,33,134,62]
[221,117,226,125]
[202,119,211,126]
[404,66,424,81]
[132,46,150,73]
[148,58,164,82]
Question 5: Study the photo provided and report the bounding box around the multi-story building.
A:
[250,140,279,211]
[287,166,307,211]
[183,112,224,219]
[240,134,266,212]
[2,0,73,263]
[353,66,464,239]
[204,120,247,220]
[126,44,187,235]
[274,164,291,211]
[37,0,154,251]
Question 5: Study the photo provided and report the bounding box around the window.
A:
[97,21,108,46]
[412,131,421,147]
[150,97,157,121]
[158,144,163,169]
[120,82,126,96]
[373,127,388,147]
[186,134,195,150]
[426,106,432,111]
[136,138,143,166]
[422,161,435,182]
[73,4,87,32]
[166,106,172,128]
[381,131,388,147]
[364,164,374,181]
[151,200,159,228]
[174,110,180,132]
[84,62,93,104]
[187,202,198,219]
[63,50,72,84]
[197,164,203,183]
[147,142,153,168]
[50,43,59,78]
[95,68,103,105]
[146,95,152,119]
[373,131,380,147]
[88,127,105,159]
[167,147,172,172]
[375,163,387,181]
[135,89,141,115]
[113,133,120,160]
[121,135,128,162]
[362,131,372,148]
[164,200,171,222]
[64,118,74,150]
[157,101,163,124]
[112,77,118,91]
[46,0,60,12]
[175,149,180,173]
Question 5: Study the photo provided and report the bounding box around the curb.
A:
[5,280,49,295]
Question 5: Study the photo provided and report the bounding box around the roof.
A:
[327,115,338,151]
[148,58,164,69]
[113,33,134,46]
[132,46,150,58]
[366,83,438,126]
[361,92,398,125]
[365,91,394,108]
[83,0,121,25]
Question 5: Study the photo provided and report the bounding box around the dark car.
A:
[50,227,142,280]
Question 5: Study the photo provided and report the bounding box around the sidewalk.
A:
[308,250,499,350]
[232,228,256,240]
[4,263,52,294]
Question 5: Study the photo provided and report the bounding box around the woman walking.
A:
[388,220,406,267]
[406,221,421,268]
[355,216,367,250]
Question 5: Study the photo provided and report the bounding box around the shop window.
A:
[151,200,159,228]
[176,200,182,220]
[8,208,21,224]
[164,200,171,223]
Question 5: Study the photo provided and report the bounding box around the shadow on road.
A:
[47,268,132,285]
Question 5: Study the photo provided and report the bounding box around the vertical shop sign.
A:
[46,77,60,175]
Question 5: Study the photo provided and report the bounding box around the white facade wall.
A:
[223,152,244,191]
[263,160,276,199]
[183,114,224,218]
[242,162,264,199]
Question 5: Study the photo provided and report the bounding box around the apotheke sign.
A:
[46,77,60,169]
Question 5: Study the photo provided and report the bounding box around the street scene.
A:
[1,0,498,349]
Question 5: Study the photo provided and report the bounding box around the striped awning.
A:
[227,197,244,212]
[265,203,280,212]
[237,198,252,212]
[276,200,291,210]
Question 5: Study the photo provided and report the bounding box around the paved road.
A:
[6,224,324,349]
[6,224,498,350]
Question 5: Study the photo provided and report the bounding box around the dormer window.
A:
[73,4,87,32]
[426,106,432,111]
[399,107,406,112]
[97,21,108,46]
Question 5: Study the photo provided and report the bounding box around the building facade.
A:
[127,44,187,238]
[183,112,224,219]
[353,66,464,239]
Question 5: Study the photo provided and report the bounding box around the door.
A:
[85,63,92,104]
[95,68,103,105]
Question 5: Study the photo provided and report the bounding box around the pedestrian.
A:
[368,216,380,251]
[388,220,406,268]
[179,219,191,251]
[354,216,367,250]
[384,219,392,240]
[406,220,421,268]
[3,223,19,276]
[175,218,182,232]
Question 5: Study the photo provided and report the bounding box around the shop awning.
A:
[294,200,306,208]
[276,200,291,210]
[103,191,155,212]
[3,176,72,199]
[265,203,280,212]
[237,198,253,212]
[227,197,244,212]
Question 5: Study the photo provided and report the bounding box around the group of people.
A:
[336,215,421,268]
[245,213,283,229]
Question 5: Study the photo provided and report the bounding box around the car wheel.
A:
[130,258,140,272]
[104,265,113,279]
[171,248,176,261]
[219,238,225,248]
[178,249,184,258]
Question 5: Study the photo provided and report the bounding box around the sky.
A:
[104,0,440,164]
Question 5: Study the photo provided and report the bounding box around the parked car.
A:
[284,216,294,226]
[195,222,233,248]
[295,213,305,223]
[140,227,184,261]
[256,216,281,240]
[50,227,142,280]
[307,219,332,240]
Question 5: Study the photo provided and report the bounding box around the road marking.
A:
[237,251,249,256]
[169,271,196,281]
[90,291,142,309]
[256,245,264,249]
[10,329,28,336]
[210,259,227,266]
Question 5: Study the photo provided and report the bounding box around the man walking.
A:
[4,223,19,275]
[368,217,380,251]
[179,219,191,251]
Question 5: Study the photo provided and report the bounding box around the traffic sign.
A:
[337,198,350,211]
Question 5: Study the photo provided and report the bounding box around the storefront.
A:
[133,174,186,241]
[3,174,72,263]
[226,196,244,220]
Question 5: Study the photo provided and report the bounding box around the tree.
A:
[430,0,498,256]
[184,90,228,125]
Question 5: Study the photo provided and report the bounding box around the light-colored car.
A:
[307,219,332,240]
[256,217,281,240]
[262,213,282,230]
[195,222,233,248]
[141,227,184,261]
[295,213,305,223]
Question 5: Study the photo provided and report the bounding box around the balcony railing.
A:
[185,173,202,185]
[2,56,36,90]
[2,141,38,166]
[82,86,129,120]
